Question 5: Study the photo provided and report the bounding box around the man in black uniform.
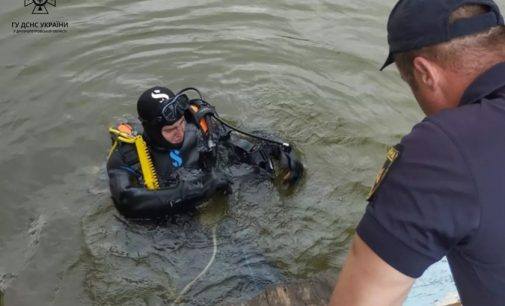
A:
[330,1,505,305]
[107,86,303,219]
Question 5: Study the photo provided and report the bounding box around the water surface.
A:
[0,0,470,304]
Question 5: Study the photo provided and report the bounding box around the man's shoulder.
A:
[400,117,455,154]
[390,112,475,188]
[429,103,482,132]
[403,102,490,152]
[424,98,505,152]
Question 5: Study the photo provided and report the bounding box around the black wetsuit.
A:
[107,114,291,219]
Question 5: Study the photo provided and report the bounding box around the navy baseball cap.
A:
[381,0,504,70]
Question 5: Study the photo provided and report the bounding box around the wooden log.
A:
[235,276,334,306]
[233,274,462,306]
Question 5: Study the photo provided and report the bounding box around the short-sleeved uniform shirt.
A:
[357,62,505,306]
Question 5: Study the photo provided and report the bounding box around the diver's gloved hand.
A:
[204,170,233,196]
[280,149,303,186]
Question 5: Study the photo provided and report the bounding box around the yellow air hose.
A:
[134,135,160,190]
[108,127,160,190]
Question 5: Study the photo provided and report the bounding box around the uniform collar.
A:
[460,61,505,106]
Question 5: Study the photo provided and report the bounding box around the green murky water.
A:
[1,0,477,305]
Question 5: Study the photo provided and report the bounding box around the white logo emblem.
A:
[151,89,170,103]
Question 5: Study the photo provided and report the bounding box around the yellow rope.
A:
[107,140,118,159]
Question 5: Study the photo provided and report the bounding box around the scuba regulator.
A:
[171,87,293,154]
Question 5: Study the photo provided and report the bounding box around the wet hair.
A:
[395,4,505,84]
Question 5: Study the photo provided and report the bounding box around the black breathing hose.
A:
[211,114,291,151]
[179,88,291,151]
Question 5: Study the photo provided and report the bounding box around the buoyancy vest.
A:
[108,103,212,190]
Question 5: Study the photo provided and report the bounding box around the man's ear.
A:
[412,56,440,89]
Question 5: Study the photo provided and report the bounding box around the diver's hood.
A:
[137,86,180,150]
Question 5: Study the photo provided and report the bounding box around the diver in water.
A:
[106,86,303,219]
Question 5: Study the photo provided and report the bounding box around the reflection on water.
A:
[0,0,441,304]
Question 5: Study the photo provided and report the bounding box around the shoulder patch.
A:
[367,145,401,201]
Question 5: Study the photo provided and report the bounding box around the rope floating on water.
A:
[173,225,218,304]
